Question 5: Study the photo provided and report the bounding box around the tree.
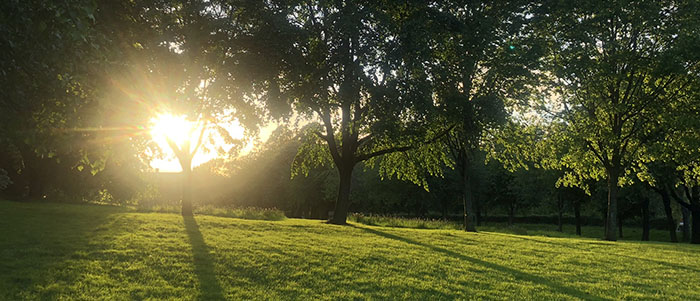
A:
[643,163,680,242]
[648,76,700,243]
[95,1,255,214]
[163,121,207,216]
[534,0,699,241]
[429,0,543,232]
[0,0,110,199]
[240,1,456,225]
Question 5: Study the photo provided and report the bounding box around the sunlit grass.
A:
[1,200,698,300]
[136,204,286,221]
[349,213,462,230]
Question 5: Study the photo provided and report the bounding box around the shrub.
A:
[195,205,287,221]
[135,203,286,221]
[349,213,461,230]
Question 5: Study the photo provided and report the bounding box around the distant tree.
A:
[558,186,590,236]
[643,162,681,242]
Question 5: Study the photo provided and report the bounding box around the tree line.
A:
[1,0,699,242]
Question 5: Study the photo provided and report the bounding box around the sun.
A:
[150,114,196,147]
[147,112,257,172]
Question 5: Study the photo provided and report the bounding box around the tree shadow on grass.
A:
[354,225,610,301]
[183,215,226,300]
[0,202,130,299]
[489,232,700,274]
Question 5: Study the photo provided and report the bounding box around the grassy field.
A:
[349,213,680,242]
[1,201,699,300]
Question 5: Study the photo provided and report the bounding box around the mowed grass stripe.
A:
[1,200,698,300]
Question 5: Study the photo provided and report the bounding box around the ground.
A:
[1,200,698,300]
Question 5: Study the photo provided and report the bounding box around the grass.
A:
[136,204,286,221]
[349,213,680,242]
[349,213,463,230]
[1,200,699,300]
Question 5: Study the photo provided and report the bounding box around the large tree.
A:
[94,1,256,214]
[429,0,542,231]
[644,72,700,243]
[535,0,699,241]
[229,1,456,224]
[0,0,96,198]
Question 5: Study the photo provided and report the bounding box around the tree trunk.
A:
[605,169,619,241]
[618,216,623,239]
[329,165,353,225]
[691,187,700,244]
[682,207,690,242]
[17,144,44,200]
[508,201,515,226]
[574,199,582,236]
[462,156,476,232]
[557,196,564,232]
[476,199,482,226]
[659,189,678,243]
[641,197,650,241]
[692,209,700,244]
[440,198,447,221]
[181,163,193,217]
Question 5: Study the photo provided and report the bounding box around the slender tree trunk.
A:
[508,201,515,226]
[618,216,623,239]
[18,144,44,200]
[692,209,700,244]
[462,156,476,232]
[641,197,650,241]
[330,165,353,225]
[574,199,582,236]
[691,187,700,244]
[682,207,690,242]
[439,194,447,220]
[476,199,482,226]
[658,189,678,243]
[557,196,564,232]
[181,159,193,217]
[28,168,45,200]
[605,168,619,241]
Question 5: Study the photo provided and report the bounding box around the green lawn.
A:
[349,214,681,243]
[1,201,698,300]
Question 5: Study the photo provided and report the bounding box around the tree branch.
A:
[357,133,373,148]
[667,183,692,209]
[190,121,208,157]
[319,108,342,165]
[585,140,608,167]
[355,125,455,163]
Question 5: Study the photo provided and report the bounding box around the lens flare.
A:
[150,114,195,147]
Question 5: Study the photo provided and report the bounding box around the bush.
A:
[135,203,286,221]
[349,213,461,230]
[196,205,286,221]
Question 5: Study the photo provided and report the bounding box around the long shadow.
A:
[354,225,610,300]
[0,201,130,299]
[488,232,700,274]
[183,215,226,300]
